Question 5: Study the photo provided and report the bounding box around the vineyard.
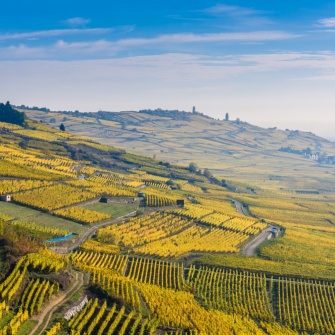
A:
[1,114,335,335]
[19,278,59,316]
[68,251,335,335]
[54,206,111,224]
[0,253,64,335]
[67,298,158,335]
[95,211,261,257]
[187,266,275,321]
[12,184,98,211]
[277,278,335,333]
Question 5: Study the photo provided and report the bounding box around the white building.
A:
[0,194,11,202]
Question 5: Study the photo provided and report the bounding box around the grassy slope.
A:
[0,202,86,234]
[24,108,335,191]
[84,202,138,218]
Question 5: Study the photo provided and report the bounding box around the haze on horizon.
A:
[1,1,335,139]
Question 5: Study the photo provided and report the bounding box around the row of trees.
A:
[188,163,226,186]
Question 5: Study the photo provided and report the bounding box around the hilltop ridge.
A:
[21,106,335,192]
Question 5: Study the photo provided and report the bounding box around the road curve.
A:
[68,211,137,252]
[233,199,275,257]
[243,225,274,257]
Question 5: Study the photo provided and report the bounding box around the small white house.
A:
[0,194,11,202]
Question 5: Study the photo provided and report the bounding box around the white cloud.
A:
[318,17,335,28]
[203,4,262,17]
[0,28,112,41]
[124,31,298,44]
[2,43,335,79]
[0,31,300,60]
[64,17,91,27]
[200,4,272,28]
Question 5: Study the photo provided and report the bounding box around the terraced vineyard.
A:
[2,111,335,335]
[70,252,335,334]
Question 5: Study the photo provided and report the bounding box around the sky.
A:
[1,1,335,138]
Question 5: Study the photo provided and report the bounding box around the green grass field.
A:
[0,202,86,234]
[84,202,138,218]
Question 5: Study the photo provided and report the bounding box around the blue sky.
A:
[1,1,335,137]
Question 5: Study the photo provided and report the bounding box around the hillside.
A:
[1,110,335,334]
[22,107,335,192]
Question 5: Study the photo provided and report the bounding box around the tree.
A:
[225,113,229,121]
[203,168,213,179]
[192,106,196,113]
[188,162,198,173]
[59,123,65,131]
[0,101,25,126]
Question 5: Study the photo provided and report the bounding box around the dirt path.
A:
[29,269,84,335]
[243,225,274,257]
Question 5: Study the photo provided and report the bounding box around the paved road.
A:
[243,225,274,257]
[234,200,247,216]
[67,211,137,252]
[233,199,276,257]
[51,206,181,254]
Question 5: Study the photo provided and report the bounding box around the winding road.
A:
[243,225,274,257]
[66,210,137,252]
[233,199,275,257]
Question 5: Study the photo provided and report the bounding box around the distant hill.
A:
[21,106,335,191]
